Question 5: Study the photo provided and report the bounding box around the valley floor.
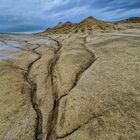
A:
[0,29,140,140]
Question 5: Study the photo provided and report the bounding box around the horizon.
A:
[0,0,140,33]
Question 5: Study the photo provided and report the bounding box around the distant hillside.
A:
[119,17,140,23]
[40,16,140,35]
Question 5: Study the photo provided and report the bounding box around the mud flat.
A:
[0,29,140,140]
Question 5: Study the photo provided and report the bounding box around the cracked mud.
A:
[0,29,140,140]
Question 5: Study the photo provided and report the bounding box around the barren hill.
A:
[40,16,140,35]
[119,17,140,23]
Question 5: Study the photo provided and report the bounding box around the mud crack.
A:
[55,35,98,139]
[57,114,102,139]
[57,35,97,101]
[24,44,43,140]
[46,37,62,140]
[46,35,97,140]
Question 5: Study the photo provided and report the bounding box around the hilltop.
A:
[40,16,140,35]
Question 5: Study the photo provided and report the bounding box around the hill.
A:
[40,16,140,35]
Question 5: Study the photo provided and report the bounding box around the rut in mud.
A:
[46,37,62,140]
[24,45,43,140]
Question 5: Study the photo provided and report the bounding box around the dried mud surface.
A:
[0,29,140,140]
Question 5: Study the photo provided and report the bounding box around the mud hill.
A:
[41,16,116,34]
[41,16,140,35]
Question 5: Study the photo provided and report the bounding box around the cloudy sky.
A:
[0,0,140,32]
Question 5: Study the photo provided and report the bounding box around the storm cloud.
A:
[0,0,140,32]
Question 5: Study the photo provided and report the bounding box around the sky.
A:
[0,0,140,32]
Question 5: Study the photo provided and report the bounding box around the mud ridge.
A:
[52,36,98,139]
[46,35,97,140]
[57,56,97,102]
[57,35,97,101]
